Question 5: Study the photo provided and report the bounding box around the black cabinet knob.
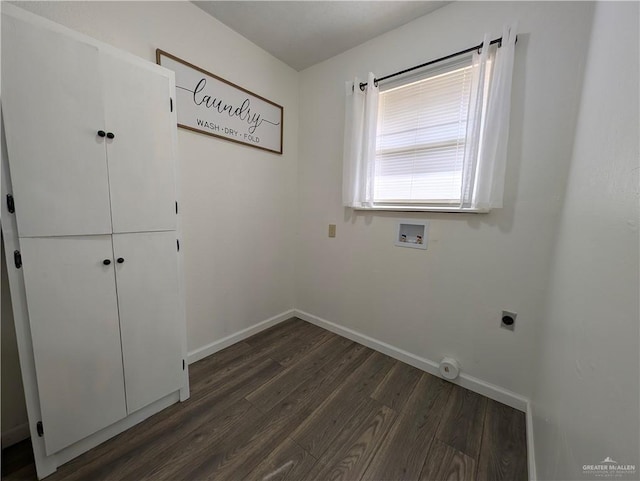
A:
[117,257,125,264]
[97,130,106,137]
[106,132,115,139]
[103,259,111,265]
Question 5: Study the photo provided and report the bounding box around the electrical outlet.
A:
[328,224,336,238]
[501,310,517,331]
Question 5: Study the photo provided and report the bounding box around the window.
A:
[343,26,517,212]
[374,59,474,206]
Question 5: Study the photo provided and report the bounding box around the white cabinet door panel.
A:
[112,232,182,413]
[20,236,127,455]
[1,16,112,237]
[102,53,177,234]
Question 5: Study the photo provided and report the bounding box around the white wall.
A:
[531,2,639,479]
[2,0,298,432]
[296,1,594,398]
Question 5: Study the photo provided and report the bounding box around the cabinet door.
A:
[112,232,182,413]
[20,236,127,455]
[102,52,177,234]
[1,15,112,237]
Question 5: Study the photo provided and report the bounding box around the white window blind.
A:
[375,59,473,204]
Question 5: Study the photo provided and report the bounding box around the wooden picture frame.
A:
[157,49,284,154]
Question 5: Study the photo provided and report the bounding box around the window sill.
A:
[351,205,490,214]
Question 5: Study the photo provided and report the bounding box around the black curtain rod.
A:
[359,36,511,91]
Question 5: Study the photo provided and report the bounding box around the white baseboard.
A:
[1,422,30,449]
[526,401,537,481]
[187,309,296,364]
[294,309,529,412]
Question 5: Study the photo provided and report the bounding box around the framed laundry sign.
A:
[157,49,283,154]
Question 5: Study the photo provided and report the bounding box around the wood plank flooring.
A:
[1,318,528,481]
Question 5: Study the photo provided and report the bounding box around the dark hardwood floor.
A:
[2,318,528,481]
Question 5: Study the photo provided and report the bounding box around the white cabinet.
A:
[1,16,112,237]
[113,232,182,413]
[19,233,184,454]
[1,6,188,472]
[102,53,177,234]
[20,236,127,455]
[2,15,177,238]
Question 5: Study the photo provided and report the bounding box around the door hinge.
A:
[182,359,185,370]
[36,421,44,437]
[177,239,180,252]
[6,194,15,214]
[175,201,178,214]
[170,97,173,112]
[14,250,22,269]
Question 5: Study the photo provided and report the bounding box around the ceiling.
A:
[193,1,449,71]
